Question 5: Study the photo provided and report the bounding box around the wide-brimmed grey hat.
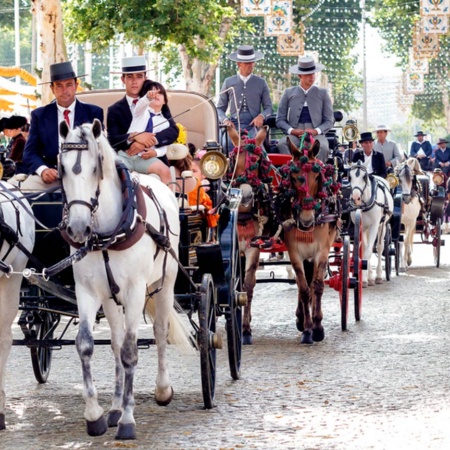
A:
[39,61,87,85]
[437,138,449,145]
[111,56,150,74]
[375,124,391,132]
[290,56,325,75]
[229,45,264,63]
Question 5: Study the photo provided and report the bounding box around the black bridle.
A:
[349,164,370,206]
[59,140,104,223]
[396,163,413,203]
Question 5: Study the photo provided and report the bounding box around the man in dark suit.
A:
[22,61,104,190]
[434,138,450,176]
[410,131,433,171]
[352,131,387,178]
[107,56,178,158]
[276,56,334,163]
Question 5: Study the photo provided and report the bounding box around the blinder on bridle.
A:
[59,140,104,216]
[349,164,369,200]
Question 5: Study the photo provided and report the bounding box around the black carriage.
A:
[10,89,244,409]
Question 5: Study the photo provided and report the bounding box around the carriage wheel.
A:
[353,210,363,322]
[30,311,57,383]
[340,236,350,332]
[394,240,401,276]
[434,218,442,268]
[226,234,243,381]
[198,273,217,409]
[384,224,392,281]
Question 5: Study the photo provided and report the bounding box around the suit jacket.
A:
[24,100,104,175]
[410,140,432,158]
[434,147,450,164]
[107,96,178,152]
[352,150,387,178]
[276,85,334,134]
[373,140,402,167]
[216,74,273,123]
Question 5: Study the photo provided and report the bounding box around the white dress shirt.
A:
[363,152,374,174]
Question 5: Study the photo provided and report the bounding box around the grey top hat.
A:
[229,45,264,63]
[39,61,86,85]
[110,56,149,74]
[359,131,374,143]
[290,56,325,75]
[437,138,449,145]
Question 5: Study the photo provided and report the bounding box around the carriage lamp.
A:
[432,168,445,186]
[199,150,228,180]
[342,119,359,142]
[386,173,399,190]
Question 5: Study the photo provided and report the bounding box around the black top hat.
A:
[39,61,87,85]
[359,131,374,143]
[3,115,27,130]
[415,131,426,137]
[229,45,264,63]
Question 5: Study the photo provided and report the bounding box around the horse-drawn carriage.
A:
[1,89,247,437]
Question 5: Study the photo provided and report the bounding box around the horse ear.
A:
[255,125,269,147]
[287,137,301,160]
[92,119,102,139]
[227,122,240,147]
[59,120,69,139]
[311,139,321,158]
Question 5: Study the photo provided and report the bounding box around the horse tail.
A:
[145,297,197,355]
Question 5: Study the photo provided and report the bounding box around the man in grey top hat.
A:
[373,124,402,169]
[217,45,273,149]
[276,56,334,163]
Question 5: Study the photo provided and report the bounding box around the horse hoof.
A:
[362,281,368,288]
[0,413,5,430]
[243,331,253,345]
[368,279,375,286]
[375,278,383,285]
[301,330,314,345]
[86,415,108,437]
[296,319,305,332]
[312,327,325,342]
[107,410,122,428]
[155,387,174,406]
[115,422,136,440]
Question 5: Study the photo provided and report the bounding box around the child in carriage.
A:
[118,81,178,185]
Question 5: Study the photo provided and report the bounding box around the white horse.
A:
[396,158,423,271]
[349,162,394,287]
[0,185,35,430]
[58,119,192,440]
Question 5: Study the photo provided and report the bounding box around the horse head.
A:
[396,161,413,204]
[59,118,114,243]
[349,161,370,206]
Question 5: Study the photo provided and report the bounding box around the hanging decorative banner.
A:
[405,72,424,94]
[264,1,293,36]
[422,14,448,33]
[420,0,450,16]
[413,24,440,54]
[277,33,304,56]
[241,0,270,17]
[409,48,430,73]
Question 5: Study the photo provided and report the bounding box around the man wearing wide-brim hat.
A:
[107,56,178,156]
[434,137,450,176]
[2,115,28,174]
[373,124,402,169]
[276,56,334,163]
[217,45,273,149]
[21,61,104,190]
[351,131,387,179]
[410,131,432,171]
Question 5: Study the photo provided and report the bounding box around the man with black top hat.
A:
[107,56,178,156]
[410,131,432,171]
[22,61,104,189]
[434,138,450,176]
[217,45,273,148]
[352,131,387,179]
[276,56,334,163]
[2,115,28,174]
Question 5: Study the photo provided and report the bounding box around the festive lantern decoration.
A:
[420,0,450,16]
[264,1,293,36]
[277,32,304,56]
[241,0,270,16]
[422,14,449,33]
[404,72,425,94]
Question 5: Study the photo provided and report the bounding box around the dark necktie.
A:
[63,109,70,127]
[145,112,157,133]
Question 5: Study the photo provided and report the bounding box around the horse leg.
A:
[115,286,146,441]
[406,221,415,267]
[0,278,21,430]
[375,222,386,284]
[75,291,107,437]
[311,260,327,342]
[242,248,259,345]
[101,300,125,428]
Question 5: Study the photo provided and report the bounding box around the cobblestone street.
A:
[1,237,450,449]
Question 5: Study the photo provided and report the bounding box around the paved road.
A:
[1,236,450,449]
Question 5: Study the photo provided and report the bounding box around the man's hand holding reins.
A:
[42,168,58,184]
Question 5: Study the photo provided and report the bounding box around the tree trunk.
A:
[31,0,67,105]
[179,17,233,96]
